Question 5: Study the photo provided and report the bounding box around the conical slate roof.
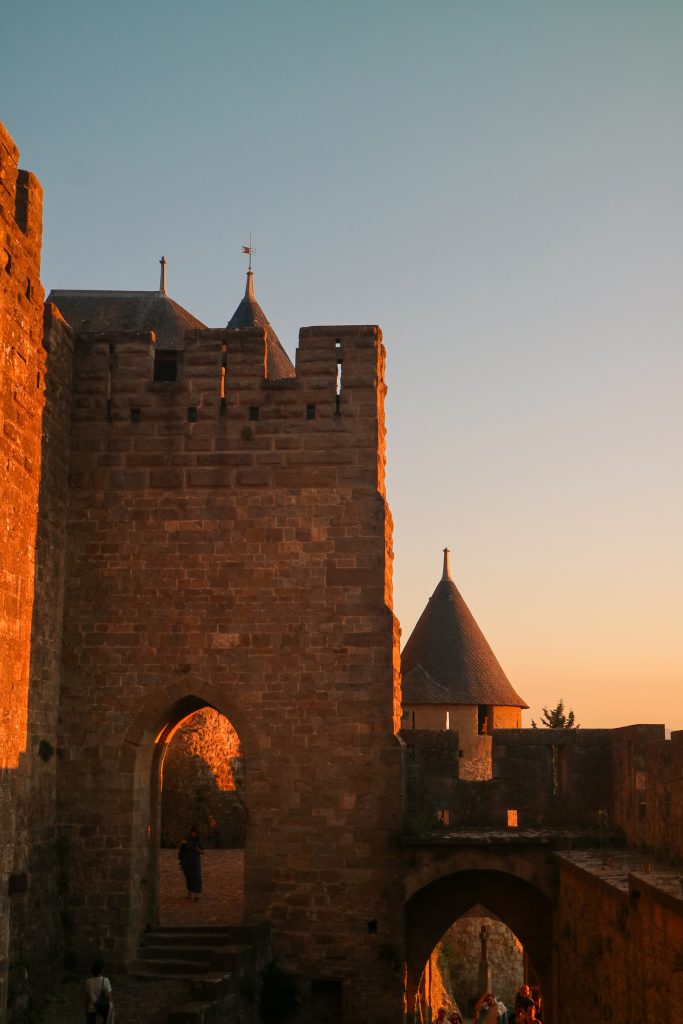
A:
[48,290,206,350]
[228,270,295,380]
[401,550,528,708]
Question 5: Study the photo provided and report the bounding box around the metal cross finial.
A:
[241,233,256,272]
[159,256,167,295]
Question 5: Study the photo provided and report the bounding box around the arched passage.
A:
[405,869,555,1024]
[118,681,264,957]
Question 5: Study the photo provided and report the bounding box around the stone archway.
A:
[405,869,555,1024]
[118,682,263,958]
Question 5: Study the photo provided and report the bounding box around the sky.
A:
[2,0,681,731]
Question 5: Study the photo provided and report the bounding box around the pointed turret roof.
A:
[401,549,528,708]
[228,269,295,380]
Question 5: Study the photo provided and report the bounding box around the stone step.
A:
[189,973,233,1002]
[140,934,234,950]
[140,945,220,963]
[152,925,257,942]
[140,943,248,969]
[132,958,210,977]
[167,999,228,1024]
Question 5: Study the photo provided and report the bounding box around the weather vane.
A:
[242,233,256,272]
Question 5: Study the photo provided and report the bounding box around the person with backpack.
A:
[84,959,113,1023]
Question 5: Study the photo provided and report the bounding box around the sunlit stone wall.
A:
[0,122,45,1024]
[160,708,245,847]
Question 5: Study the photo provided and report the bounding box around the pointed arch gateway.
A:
[405,869,555,1024]
[120,678,264,948]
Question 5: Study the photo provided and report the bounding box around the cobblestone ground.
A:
[33,850,245,1024]
[160,848,244,926]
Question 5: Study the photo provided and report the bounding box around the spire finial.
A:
[242,234,256,298]
[159,256,167,295]
[442,547,452,581]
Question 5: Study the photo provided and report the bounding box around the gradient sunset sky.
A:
[3,0,681,730]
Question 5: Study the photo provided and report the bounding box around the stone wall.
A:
[160,708,245,848]
[8,306,73,1022]
[610,725,683,861]
[0,122,46,1024]
[403,728,615,831]
[555,854,683,1024]
[55,321,404,1022]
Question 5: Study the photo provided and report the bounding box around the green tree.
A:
[531,698,579,729]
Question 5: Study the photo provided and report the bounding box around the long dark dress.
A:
[178,835,203,893]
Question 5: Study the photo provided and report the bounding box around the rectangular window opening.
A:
[306,404,316,420]
[153,349,180,383]
[249,406,260,421]
[507,809,518,828]
[187,406,198,422]
[130,408,142,423]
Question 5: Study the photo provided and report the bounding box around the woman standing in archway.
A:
[178,826,204,900]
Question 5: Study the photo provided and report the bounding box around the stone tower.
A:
[46,265,404,1020]
[401,549,527,778]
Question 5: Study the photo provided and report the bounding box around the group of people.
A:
[473,984,543,1023]
[435,983,542,1024]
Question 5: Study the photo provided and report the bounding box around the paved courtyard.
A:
[159,848,244,926]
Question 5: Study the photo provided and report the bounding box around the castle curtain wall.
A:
[0,124,61,1022]
[56,323,404,1020]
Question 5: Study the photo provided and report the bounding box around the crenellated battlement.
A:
[0,122,43,246]
[69,322,388,495]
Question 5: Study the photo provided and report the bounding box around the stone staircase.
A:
[134,923,270,1023]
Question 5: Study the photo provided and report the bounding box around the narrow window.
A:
[153,349,179,382]
[130,408,141,423]
[25,278,32,299]
[107,343,114,420]
[249,406,260,421]
[335,344,343,415]
[306,404,316,420]
[187,406,198,422]
[507,809,518,828]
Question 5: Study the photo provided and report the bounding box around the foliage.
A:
[531,698,579,729]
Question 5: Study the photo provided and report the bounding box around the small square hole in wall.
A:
[187,406,198,422]
[366,919,378,934]
[130,408,142,423]
[507,809,518,828]
[306,404,316,420]
[249,406,260,421]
